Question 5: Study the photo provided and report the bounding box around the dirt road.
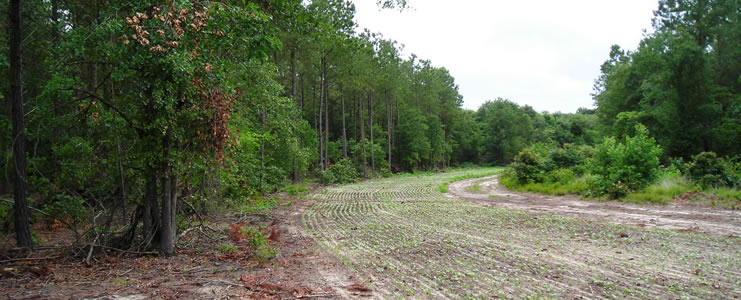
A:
[448,175,741,236]
[305,170,741,298]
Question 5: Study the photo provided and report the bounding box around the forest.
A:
[0,0,739,296]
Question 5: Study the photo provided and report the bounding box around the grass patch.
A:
[439,168,503,193]
[282,183,309,197]
[500,175,588,196]
[237,196,277,215]
[465,181,484,193]
[683,187,741,209]
[624,176,696,205]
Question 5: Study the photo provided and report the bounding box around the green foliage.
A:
[500,175,588,196]
[477,99,534,163]
[625,175,695,205]
[42,194,87,225]
[283,184,309,197]
[685,152,738,188]
[545,169,575,185]
[320,158,359,185]
[587,125,663,198]
[594,0,741,158]
[510,149,545,184]
[218,243,238,254]
[240,226,268,250]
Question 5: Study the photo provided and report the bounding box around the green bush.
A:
[686,152,738,188]
[587,125,663,198]
[320,158,359,185]
[42,194,87,225]
[510,149,545,184]
[545,168,575,184]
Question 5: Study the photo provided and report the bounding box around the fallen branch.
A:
[0,255,63,264]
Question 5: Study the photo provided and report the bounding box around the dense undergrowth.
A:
[500,125,741,207]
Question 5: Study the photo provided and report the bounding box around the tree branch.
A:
[59,87,142,132]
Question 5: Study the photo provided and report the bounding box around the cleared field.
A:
[304,169,741,299]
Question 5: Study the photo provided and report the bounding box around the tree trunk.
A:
[341,88,347,158]
[386,89,392,170]
[9,0,32,250]
[360,96,367,177]
[318,70,324,171]
[260,108,266,193]
[322,55,329,168]
[142,169,159,248]
[300,74,305,110]
[368,92,375,176]
[290,49,297,102]
[160,134,177,256]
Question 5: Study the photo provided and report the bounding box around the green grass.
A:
[439,168,503,193]
[499,175,588,196]
[624,176,696,205]
[465,181,484,193]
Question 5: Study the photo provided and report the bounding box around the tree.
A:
[477,99,534,163]
[8,0,32,250]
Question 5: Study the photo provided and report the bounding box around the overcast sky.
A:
[351,0,657,113]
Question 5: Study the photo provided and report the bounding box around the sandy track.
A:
[304,170,741,298]
[448,175,741,236]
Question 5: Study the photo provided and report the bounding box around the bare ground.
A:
[448,175,741,236]
[0,198,373,300]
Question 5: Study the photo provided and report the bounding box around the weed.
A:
[110,278,135,285]
[218,243,238,254]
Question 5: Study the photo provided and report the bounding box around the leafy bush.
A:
[320,158,359,185]
[42,194,87,226]
[587,125,663,198]
[686,152,738,188]
[240,225,268,249]
[510,148,545,184]
[218,243,238,254]
[545,168,575,184]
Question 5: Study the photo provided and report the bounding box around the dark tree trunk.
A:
[159,134,177,256]
[360,96,367,177]
[322,56,329,169]
[142,169,159,247]
[9,0,32,250]
[352,95,357,142]
[368,92,375,176]
[290,49,297,102]
[341,88,347,159]
[260,108,266,193]
[300,74,305,110]
[386,89,392,170]
[318,71,324,171]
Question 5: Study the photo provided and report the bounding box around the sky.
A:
[351,0,657,113]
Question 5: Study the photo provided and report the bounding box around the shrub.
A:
[545,168,575,185]
[218,243,238,254]
[510,149,545,184]
[686,152,738,188]
[42,194,87,226]
[320,158,359,185]
[587,124,662,198]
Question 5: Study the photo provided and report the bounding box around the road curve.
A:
[447,175,741,236]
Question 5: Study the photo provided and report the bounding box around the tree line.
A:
[1,0,738,254]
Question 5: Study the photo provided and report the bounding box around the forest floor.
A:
[0,198,367,299]
[2,168,741,299]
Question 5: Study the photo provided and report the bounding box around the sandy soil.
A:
[448,175,741,236]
